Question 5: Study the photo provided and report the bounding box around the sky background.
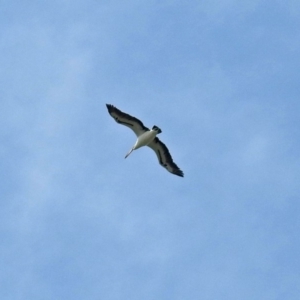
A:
[1,1,300,299]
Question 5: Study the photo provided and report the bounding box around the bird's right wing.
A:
[148,137,184,177]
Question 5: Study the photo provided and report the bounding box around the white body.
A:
[134,130,157,149]
[125,129,158,158]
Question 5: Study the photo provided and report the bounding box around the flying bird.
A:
[106,104,184,177]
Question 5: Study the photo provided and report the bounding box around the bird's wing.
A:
[106,104,149,137]
[148,137,184,177]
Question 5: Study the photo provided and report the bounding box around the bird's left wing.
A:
[148,137,184,177]
[106,104,149,137]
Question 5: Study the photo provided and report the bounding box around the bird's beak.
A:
[125,148,133,159]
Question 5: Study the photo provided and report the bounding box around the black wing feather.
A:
[106,104,149,136]
[148,137,184,177]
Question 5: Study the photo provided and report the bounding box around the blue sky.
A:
[1,1,300,299]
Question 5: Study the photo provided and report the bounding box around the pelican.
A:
[106,104,184,177]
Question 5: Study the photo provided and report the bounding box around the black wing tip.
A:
[172,167,184,177]
[177,171,184,177]
[106,104,120,116]
[106,104,114,111]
